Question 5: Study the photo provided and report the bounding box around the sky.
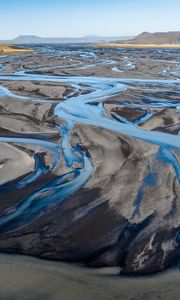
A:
[0,0,180,39]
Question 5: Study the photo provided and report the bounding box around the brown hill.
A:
[113,31,180,45]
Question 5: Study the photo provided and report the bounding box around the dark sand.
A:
[0,254,179,300]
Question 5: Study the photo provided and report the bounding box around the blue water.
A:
[132,169,157,218]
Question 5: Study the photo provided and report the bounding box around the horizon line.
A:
[1,30,180,40]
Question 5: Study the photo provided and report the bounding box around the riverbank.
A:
[0,44,34,55]
[97,43,180,49]
[0,253,179,300]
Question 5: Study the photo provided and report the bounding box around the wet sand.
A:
[0,253,180,300]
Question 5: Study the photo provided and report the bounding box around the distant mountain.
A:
[13,35,42,43]
[0,35,133,44]
[113,31,180,45]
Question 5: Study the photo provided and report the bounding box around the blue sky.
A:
[0,0,180,39]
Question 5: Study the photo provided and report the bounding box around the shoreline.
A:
[96,43,180,49]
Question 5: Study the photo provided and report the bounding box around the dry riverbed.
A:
[97,43,180,49]
[0,44,34,55]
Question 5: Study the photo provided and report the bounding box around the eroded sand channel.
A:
[0,45,180,297]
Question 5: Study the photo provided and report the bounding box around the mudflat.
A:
[0,253,180,300]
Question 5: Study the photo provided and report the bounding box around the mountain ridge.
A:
[0,35,133,44]
[113,31,180,45]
